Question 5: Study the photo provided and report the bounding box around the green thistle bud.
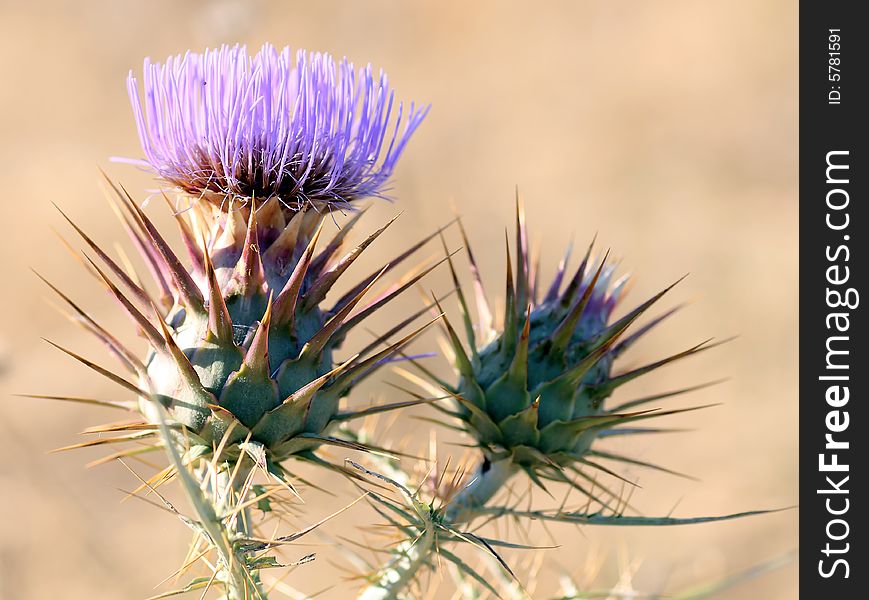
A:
[47,188,447,470]
[436,199,714,483]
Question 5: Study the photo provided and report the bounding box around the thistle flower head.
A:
[128,44,428,211]
[437,199,712,480]
[39,43,439,481]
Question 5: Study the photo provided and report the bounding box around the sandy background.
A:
[0,1,797,598]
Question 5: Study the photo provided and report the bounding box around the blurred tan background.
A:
[0,1,796,598]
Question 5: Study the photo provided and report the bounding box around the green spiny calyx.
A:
[437,199,716,482]
[48,184,449,471]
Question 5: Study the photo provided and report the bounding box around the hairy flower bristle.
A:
[127,44,428,211]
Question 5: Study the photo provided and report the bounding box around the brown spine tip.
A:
[273,220,324,329]
[551,249,610,352]
[330,217,456,316]
[233,205,266,296]
[301,214,400,310]
[161,193,205,277]
[262,207,309,269]
[53,203,153,309]
[308,207,370,275]
[243,293,273,376]
[503,229,518,349]
[439,230,477,357]
[302,266,387,359]
[561,234,597,307]
[515,189,530,312]
[83,255,167,353]
[33,270,145,375]
[43,338,150,399]
[507,307,532,385]
[543,235,575,303]
[105,191,174,309]
[202,232,235,345]
[117,184,206,315]
[332,249,459,344]
[456,217,494,338]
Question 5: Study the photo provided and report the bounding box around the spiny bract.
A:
[49,187,448,471]
[435,200,715,482]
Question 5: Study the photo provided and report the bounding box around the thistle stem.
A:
[444,457,518,523]
[358,511,436,600]
[215,467,266,600]
[357,457,518,600]
[154,410,265,600]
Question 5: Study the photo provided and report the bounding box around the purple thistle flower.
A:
[127,44,428,210]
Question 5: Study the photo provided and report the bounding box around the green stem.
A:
[444,458,518,523]
[217,467,266,600]
[357,510,436,600]
[356,457,518,600]
[154,410,266,600]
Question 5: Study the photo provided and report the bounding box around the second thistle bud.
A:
[437,201,710,481]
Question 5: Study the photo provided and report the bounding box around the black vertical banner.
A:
[800,2,867,596]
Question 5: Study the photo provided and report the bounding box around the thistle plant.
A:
[38,44,441,599]
[33,42,777,600]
